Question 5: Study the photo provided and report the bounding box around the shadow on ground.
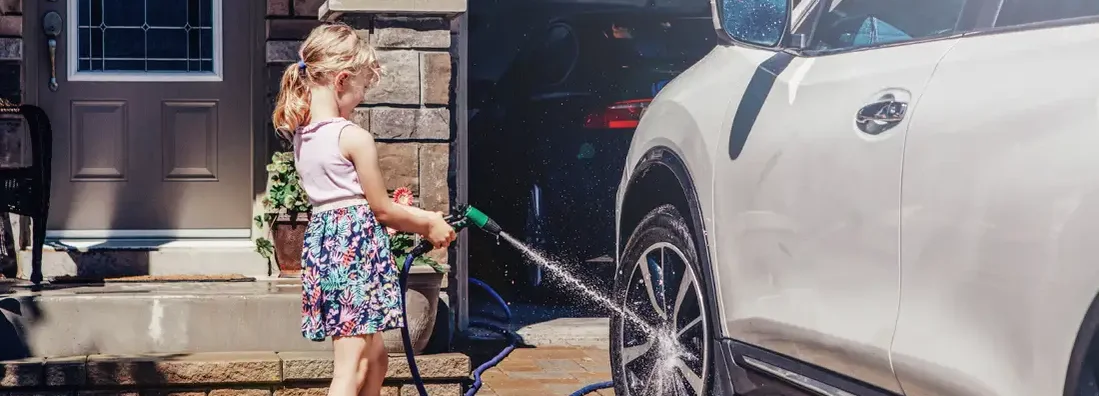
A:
[0,295,40,360]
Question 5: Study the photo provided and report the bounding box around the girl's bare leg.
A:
[330,335,370,396]
[359,333,388,396]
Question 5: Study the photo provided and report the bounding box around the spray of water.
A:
[499,232,655,332]
[499,231,699,393]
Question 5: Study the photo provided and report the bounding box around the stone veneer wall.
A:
[266,1,455,265]
[0,0,23,168]
[0,0,22,276]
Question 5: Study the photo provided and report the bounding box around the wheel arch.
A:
[1064,290,1099,395]
[617,145,747,394]
[618,146,718,331]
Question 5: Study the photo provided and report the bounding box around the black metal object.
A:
[0,105,53,285]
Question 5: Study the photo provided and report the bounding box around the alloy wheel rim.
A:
[618,242,709,396]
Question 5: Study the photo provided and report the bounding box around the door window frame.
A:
[66,0,224,82]
[789,0,998,57]
[964,0,1099,37]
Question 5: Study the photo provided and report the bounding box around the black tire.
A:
[611,204,715,396]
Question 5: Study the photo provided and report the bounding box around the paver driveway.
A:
[477,346,613,396]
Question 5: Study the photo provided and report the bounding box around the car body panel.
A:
[617,45,755,317]
[618,2,1099,395]
[707,36,959,392]
[892,22,1099,396]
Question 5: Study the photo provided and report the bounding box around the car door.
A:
[892,2,1099,395]
[711,0,987,392]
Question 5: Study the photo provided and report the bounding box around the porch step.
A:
[1,280,323,358]
[1,280,452,359]
[16,239,271,280]
[0,351,470,395]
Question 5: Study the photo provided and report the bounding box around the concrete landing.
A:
[2,280,333,358]
[467,299,610,350]
[516,318,609,349]
[0,351,469,395]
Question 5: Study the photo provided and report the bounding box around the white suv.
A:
[609,0,1099,395]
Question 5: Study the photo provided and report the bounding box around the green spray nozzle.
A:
[414,204,502,257]
[446,204,502,236]
[413,205,503,258]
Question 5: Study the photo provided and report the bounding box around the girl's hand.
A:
[424,211,457,248]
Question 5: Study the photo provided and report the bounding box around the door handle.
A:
[42,11,63,92]
[855,98,908,135]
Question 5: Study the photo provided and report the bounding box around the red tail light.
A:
[583,99,652,129]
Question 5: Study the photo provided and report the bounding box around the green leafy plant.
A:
[388,187,447,273]
[254,151,312,259]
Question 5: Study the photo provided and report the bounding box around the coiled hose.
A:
[399,253,614,396]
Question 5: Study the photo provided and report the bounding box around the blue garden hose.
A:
[399,244,613,396]
[398,250,432,396]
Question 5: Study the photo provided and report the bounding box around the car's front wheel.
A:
[611,204,713,396]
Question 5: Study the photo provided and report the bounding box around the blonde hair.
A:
[272,23,381,139]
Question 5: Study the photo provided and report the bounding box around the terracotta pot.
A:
[384,267,445,354]
[271,211,310,278]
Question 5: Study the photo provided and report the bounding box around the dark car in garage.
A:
[467,4,716,297]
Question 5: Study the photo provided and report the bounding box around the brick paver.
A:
[477,347,613,396]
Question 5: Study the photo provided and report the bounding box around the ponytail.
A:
[271,23,381,141]
[272,63,311,141]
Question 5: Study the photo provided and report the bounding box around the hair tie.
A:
[297,60,306,70]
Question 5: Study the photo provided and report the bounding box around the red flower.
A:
[388,187,414,236]
[393,187,414,206]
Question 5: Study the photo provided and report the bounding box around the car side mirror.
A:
[713,0,791,48]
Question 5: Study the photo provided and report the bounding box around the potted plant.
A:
[254,151,312,278]
[383,187,449,354]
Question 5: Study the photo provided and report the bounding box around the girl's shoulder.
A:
[335,121,377,157]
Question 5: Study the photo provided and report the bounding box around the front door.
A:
[28,0,254,238]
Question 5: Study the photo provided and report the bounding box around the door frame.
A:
[22,0,266,240]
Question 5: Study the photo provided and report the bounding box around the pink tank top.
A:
[293,118,365,206]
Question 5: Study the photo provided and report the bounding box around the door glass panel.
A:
[76,0,215,73]
[808,0,966,51]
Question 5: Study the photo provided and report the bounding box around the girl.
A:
[272,24,456,396]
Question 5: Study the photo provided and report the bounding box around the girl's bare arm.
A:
[340,125,433,235]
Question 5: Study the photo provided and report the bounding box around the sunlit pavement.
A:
[475,346,613,396]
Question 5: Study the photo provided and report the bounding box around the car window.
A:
[532,24,580,85]
[597,17,717,70]
[995,0,1099,27]
[808,0,968,51]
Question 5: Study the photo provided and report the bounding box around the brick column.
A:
[361,17,453,215]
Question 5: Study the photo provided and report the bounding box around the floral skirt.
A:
[300,203,404,341]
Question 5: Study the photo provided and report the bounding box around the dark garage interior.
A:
[463,0,716,312]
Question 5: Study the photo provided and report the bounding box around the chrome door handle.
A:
[42,11,63,92]
[856,99,908,135]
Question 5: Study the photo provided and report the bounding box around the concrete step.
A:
[17,239,272,280]
[0,279,449,359]
[0,351,470,395]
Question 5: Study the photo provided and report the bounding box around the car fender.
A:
[616,45,773,329]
